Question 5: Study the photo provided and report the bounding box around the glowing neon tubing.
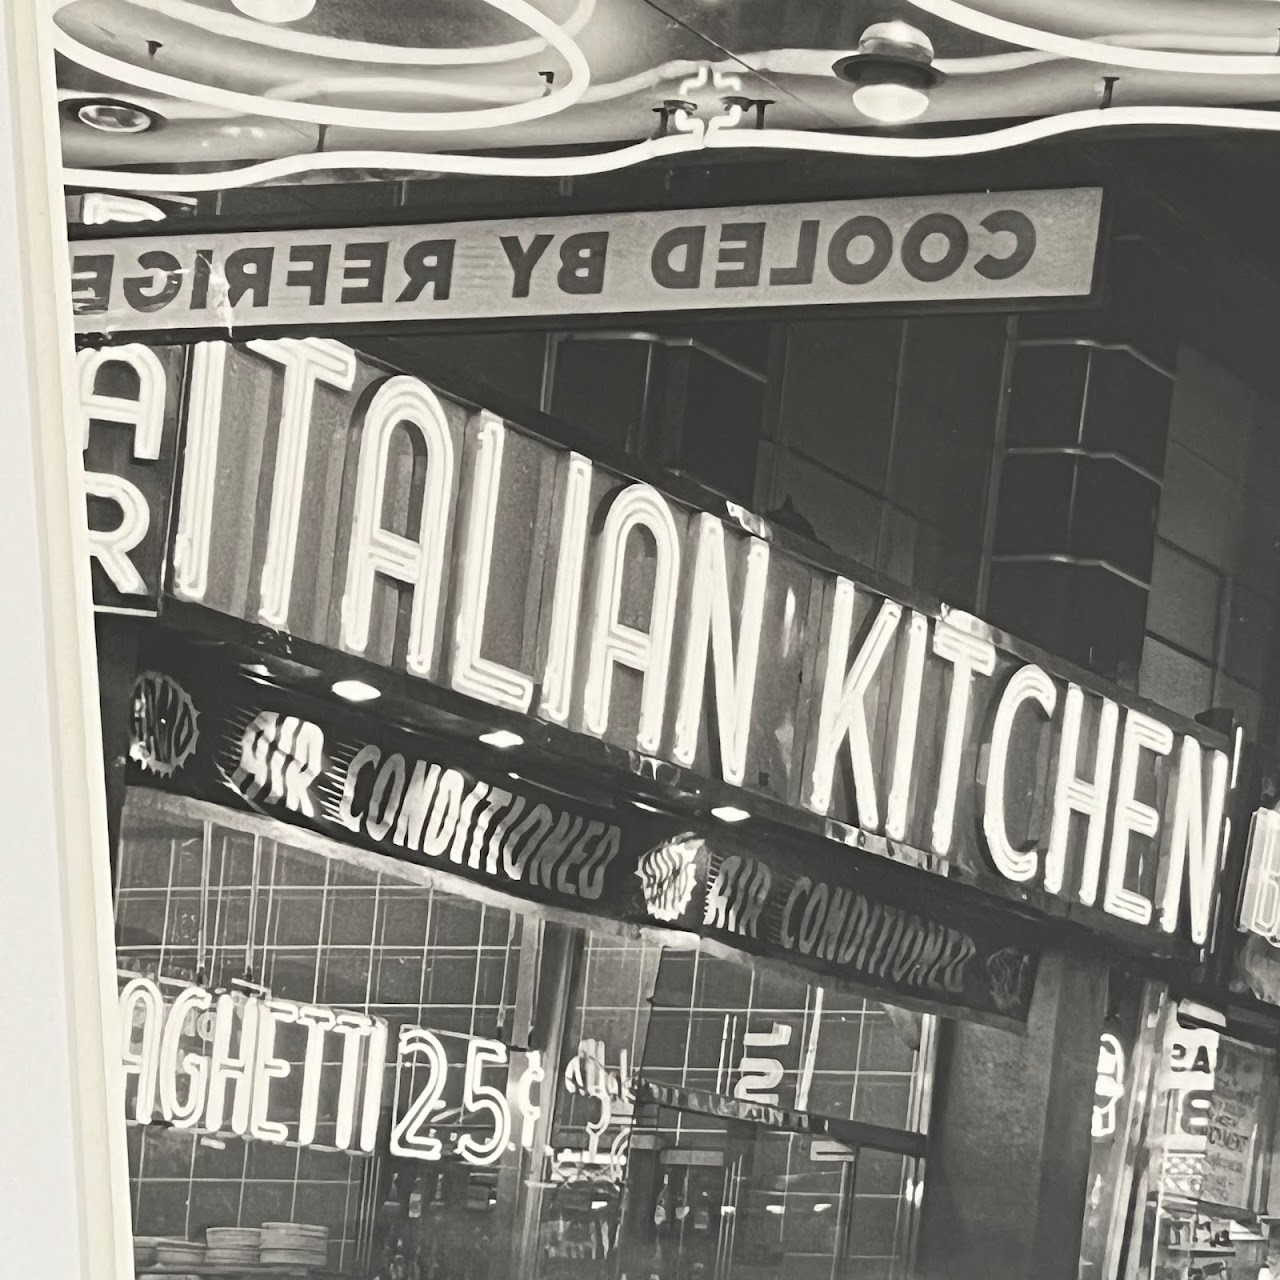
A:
[57,0,597,67]
[61,103,1280,194]
[51,0,592,131]
[907,0,1280,74]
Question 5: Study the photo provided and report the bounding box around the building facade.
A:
[69,131,1280,1280]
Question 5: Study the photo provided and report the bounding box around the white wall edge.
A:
[0,0,134,1276]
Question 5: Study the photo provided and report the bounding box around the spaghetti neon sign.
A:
[120,977,643,1170]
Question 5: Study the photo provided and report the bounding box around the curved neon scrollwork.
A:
[62,102,1280,195]
[54,0,1280,195]
[51,0,592,131]
[907,0,1280,76]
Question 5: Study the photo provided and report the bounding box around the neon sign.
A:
[79,344,182,613]
[1092,1033,1126,1140]
[1240,809,1280,946]
[119,978,387,1152]
[93,338,1232,950]
[119,975,653,1172]
[389,1026,526,1168]
[555,1040,635,1184]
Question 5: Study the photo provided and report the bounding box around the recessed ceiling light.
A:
[77,100,155,134]
[711,804,751,823]
[480,729,524,750]
[332,679,381,703]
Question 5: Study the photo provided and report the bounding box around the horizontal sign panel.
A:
[128,656,1039,1025]
[71,189,1103,335]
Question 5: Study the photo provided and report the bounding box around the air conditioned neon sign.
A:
[85,338,1232,948]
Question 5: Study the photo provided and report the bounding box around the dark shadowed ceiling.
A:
[50,0,1280,193]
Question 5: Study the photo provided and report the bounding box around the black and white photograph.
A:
[9,3,1280,1279]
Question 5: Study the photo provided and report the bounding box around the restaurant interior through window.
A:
[116,788,935,1280]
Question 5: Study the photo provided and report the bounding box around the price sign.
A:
[390,1026,544,1167]
[119,974,553,1167]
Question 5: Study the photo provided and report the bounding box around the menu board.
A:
[1200,1039,1267,1207]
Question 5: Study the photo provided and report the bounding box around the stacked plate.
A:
[205,1226,261,1268]
[259,1222,329,1269]
[154,1238,206,1269]
[132,1236,162,1270]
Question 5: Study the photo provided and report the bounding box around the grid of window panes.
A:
[115,794,523,1276]
[644,950,926,1132]
[611,1107,921,1280]
[115,794,929,1280]
[532,932,663,1280]
[759,316,1008,610]
[633,949,927,1279]
[1139,344,1280,739]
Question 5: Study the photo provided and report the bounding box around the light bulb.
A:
[852,82,930,124]
[77,101,154,133]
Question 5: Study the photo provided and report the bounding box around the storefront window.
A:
[531,932,661,1280]
[115,793,933,1280]
[643,951,927,1133]
[606,950,928,1280]
[1096,997,1280,1280]
[1079,978,1166,1280]
[611,1111,921,1280]
[118,795,528,1277]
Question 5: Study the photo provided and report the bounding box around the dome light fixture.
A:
[75,99,156,134]
[833,21,940,125]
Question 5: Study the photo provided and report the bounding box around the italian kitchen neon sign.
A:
[84,338,1233,950]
